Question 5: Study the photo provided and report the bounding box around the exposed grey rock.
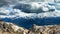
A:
[31,24,60,34]
[0,21,60,34]
[0,21,29,34]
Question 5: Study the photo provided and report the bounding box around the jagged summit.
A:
[0,21,60,34]
[0,20,29,34]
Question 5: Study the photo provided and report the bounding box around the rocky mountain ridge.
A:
[0,21,60,34]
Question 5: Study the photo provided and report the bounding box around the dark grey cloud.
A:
[13,3,44,13]
[13,3,55,13]
[0,0,19,7]
[0,0,7,6]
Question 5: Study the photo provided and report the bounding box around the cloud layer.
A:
[0,0,60,19]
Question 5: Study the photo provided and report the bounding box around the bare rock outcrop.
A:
[0,21,29,34]
[0,20,60,34]
[31,24,60,34]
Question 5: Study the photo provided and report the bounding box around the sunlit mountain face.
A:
[0,0,60,29]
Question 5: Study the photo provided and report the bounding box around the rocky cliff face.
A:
[31,24,60,34]
[0,21,60,34]
[0,21,29,34]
